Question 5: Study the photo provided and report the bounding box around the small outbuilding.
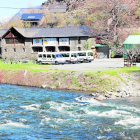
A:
[48,4,67,13]
[123,35,140,49]
[21,13,44,27]
[123,35,140,57]
[95,44,109,58]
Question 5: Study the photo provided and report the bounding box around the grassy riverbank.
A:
[0,60,140,93]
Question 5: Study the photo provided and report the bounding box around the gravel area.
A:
[52,59,140,72]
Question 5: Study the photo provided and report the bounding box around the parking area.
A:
[52,58,140,72]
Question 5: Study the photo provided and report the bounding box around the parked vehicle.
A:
[77,50,94,62]
[37,52,65,65]
[136,53,140,62]
[59,51,78,64]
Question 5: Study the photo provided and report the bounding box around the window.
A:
[88,52,93,56]
[5,38,14,44]
[56,54,62,58]
[78,53,86,56]
[47,54,51,58]
[5,49,7,52]
[58,46,70,52]
[62,53,69,57]
[14,48,16,52]
[43,54,46,58]
[15,38,24,44]
[32,47,43,53]
[38,54,42,58]
[5,38,24,44]
[46,47,55,52]
[78,38,81,44]
[78,47,81,51]
[52,54,56,58]
[71,53,77,57]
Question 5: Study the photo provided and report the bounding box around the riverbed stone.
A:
[110,94,117,99]
[95,95,106,101]
[50,86,56,89]
[41,85,48,88]
[89,93,97,97]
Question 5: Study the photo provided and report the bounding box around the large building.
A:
[0,25,96,60]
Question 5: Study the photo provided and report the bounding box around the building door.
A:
[96,47,109,58]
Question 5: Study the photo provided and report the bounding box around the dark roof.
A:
[48,4,66,9]
[0,29,8,38]
[35,25,89,38]
[11,25,94,38]
[21,13,44,20]
[2,25,98,39]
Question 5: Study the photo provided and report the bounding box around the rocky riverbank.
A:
[90,72,140,101]
[0,70,140,101]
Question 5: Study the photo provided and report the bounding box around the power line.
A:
[0,7,93,10]
[0,7,47,9]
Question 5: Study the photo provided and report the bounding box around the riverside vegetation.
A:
[0,60,140,101]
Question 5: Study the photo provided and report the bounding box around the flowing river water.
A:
[0,84,140,139]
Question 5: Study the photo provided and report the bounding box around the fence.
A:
[124,58,136,67]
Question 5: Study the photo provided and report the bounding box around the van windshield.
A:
[71,53,77,57]
[55,54,62,58]
[88,52,93,56]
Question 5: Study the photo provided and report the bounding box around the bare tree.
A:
[116,45,140,65]
[94,0,137,43]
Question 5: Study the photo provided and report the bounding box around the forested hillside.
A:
[1,0,140,46]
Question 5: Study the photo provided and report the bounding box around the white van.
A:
[59,51,78,64]
[37,52,65,65]
[77,50,94,62]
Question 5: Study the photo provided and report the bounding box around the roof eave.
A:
[2,27,26,38]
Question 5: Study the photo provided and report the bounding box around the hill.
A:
[1,0,140,45]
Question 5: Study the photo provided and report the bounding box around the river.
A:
[0,84,140,139]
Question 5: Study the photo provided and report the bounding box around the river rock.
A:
[116,89,121,93]
[110,94,117,99]
[95,95,106,101]
[89,93,97,97]
[115,93,121,98]
[104,93,111,98]
[50,86,56,89]
[41,85,48,89]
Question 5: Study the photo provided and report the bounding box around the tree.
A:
[83,39,92,50]
[116,45,140,65]
[94,0,138,44]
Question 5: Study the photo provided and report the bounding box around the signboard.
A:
[28,16,35,19]
[59,38,69,45]
[33,39,42,46]
[43,38,57,46]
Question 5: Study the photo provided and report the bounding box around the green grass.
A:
[0,61,52,72]
[1,59,140,92]
[1,58,140,74]
[85,66,140,77]
[83,66,140,92]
